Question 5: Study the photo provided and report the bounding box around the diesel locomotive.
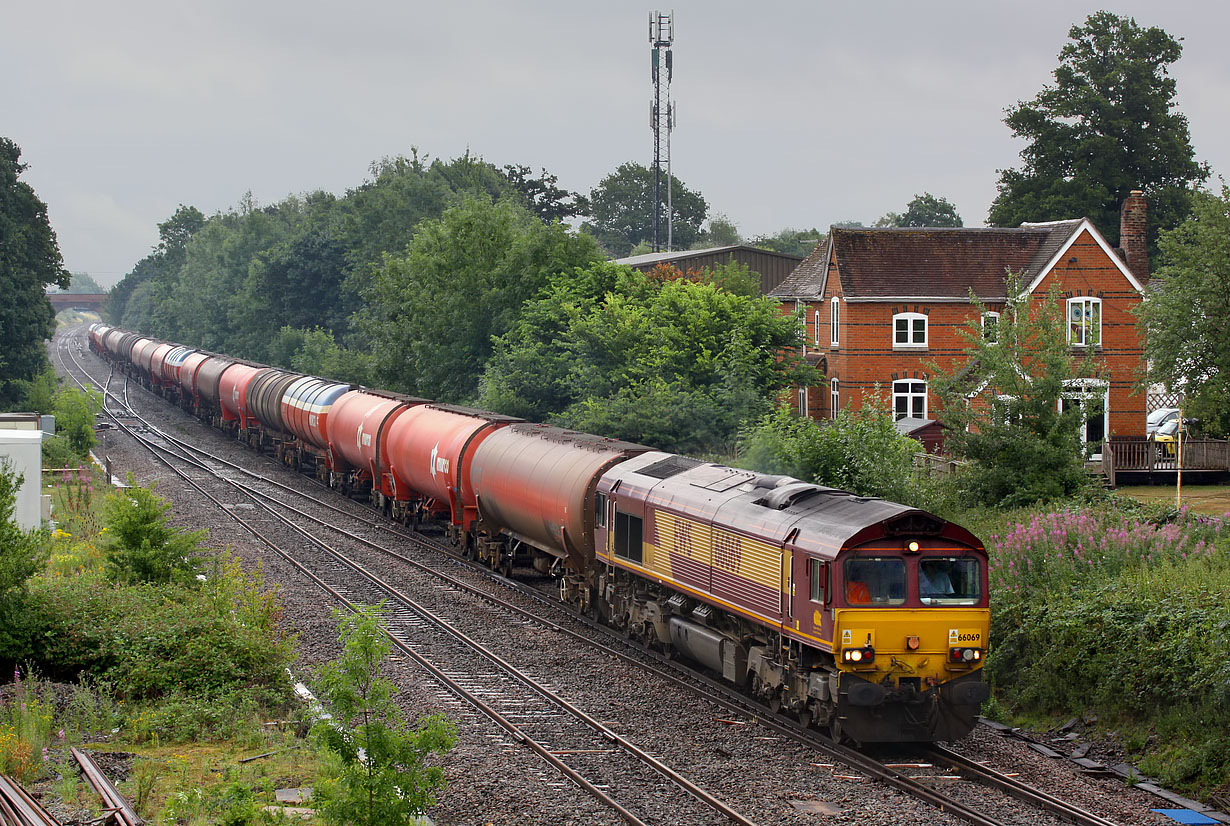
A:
[89,323,990,743]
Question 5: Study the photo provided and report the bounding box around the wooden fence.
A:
[1101,439,1230,487]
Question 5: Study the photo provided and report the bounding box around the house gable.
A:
[1023,219,1145,296]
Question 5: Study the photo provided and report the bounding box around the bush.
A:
[984,503,1230,797]
[18,560,295,729]
[102,475,207,585]
[739,400,933,507]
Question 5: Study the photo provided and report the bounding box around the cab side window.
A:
[809,559,827,602]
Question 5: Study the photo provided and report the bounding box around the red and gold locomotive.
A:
[90,323,990,743]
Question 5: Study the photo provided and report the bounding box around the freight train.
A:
[88,323,990,743]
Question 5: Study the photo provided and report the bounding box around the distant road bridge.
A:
[47,292,107,312]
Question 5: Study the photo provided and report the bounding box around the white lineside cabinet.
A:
[0,430,44,530]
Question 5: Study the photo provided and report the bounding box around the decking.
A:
[1100,439,1230,487]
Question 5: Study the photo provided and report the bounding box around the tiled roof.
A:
[769,239,830,299]
[770,222,1083,301]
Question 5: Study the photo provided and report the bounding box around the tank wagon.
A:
[91,325,990,743]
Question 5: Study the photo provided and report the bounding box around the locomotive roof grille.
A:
[637,455,704,479]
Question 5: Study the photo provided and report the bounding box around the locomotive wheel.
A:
[769,692,783,714]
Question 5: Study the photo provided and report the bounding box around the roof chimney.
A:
[1120,190,1148,283]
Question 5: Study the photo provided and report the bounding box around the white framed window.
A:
[830,379,839,420]
[1067,297,1101,347]
[981,311,1000,342]
[813,310,820,347]
[830,296,840,346]
[893,312,928,348]
[893,379,927,420]
[798,386,809,416]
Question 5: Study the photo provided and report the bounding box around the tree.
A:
[582,162,708,256]
[62,272,104,294]
[876,193,963,228]
[362,197,602,401]
[1138,184,1230,436]
[312,605,455,826]
[698,214,741,247]
[105,204,204,326]
[738,399,925,507]
[480,263,817,454]
[929,275,1095,506]
[749,227,824,258]
[53,386,103,458]
[500,164,585,223]
[0,138,70,408]
[987,12,1208,248]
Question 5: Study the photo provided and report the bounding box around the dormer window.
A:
[981,311,1000,342]
[830,296,840,347]
[1067,297,1101,347]
[893,312,927,348]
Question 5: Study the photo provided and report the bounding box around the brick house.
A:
[769,193,1150,456]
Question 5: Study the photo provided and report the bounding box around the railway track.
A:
[56,325,1141,826]
[57,327,761,826]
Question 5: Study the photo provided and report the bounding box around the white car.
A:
[1146,407,1181,435]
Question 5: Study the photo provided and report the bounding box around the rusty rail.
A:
[0,774,60,826]
[70,748,143,826]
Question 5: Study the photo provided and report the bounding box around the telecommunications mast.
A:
[649,10,674,251]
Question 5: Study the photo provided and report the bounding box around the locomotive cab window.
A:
[843,557,905,605]
[614,510,643,564]
[918,557,981,605]
[809,559,828,603]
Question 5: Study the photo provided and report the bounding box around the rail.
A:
[71,748,144,826]
[0,774,61,826]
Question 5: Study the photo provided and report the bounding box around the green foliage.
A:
[0,138,71,408]
[1138,184,1230,436]
[748,227,825,259]
[53,385,102,458]
[876,192,963,227]
[363,196,602,401]
[582,161,708,256]
[312,605,455,826]
[18,559,294,717]
[101,474,207,585]
[699,214,741,247]
[62,271,104,294]
[106,204,204,329]
[481,263,816,454]
[16,364,59,415]
[499,163,585,223]
[0,462,47,600]
[268,326,373,387]
[984,503,1229,794]
[987,11,1208,249]
[929,276,1095,507]
[738,399,929,507]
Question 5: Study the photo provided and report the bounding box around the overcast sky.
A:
[6,1,1228,287]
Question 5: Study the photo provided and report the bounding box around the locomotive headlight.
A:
[842,646,875,665]
[906,540,920,553]
[949,647,982,664]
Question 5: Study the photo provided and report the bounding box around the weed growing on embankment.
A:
[971,497,1230,801]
